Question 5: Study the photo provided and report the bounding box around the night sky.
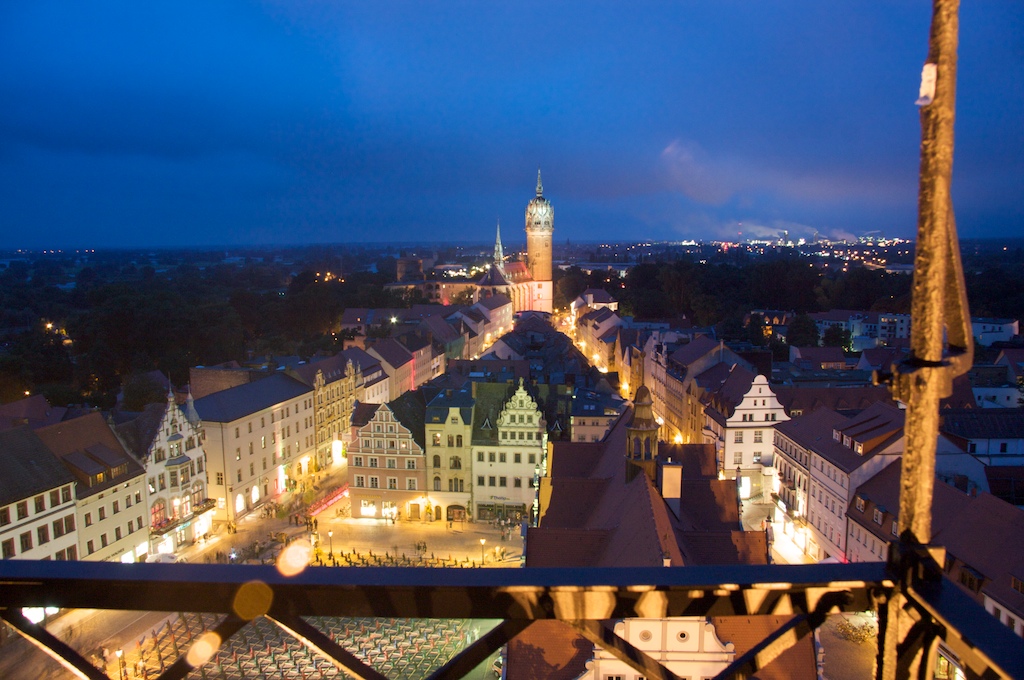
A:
[1,2,1021,249]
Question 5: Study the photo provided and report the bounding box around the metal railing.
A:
[0,557,1022,679]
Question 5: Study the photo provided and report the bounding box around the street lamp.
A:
[115,648,127,680]
[328,530,333,559]
[480,538,486,565]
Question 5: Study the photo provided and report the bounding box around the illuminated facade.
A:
[347,400,426,521]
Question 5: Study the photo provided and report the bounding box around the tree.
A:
[786,314,820,347]
[822,325,852,351]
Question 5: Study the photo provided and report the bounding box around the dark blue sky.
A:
[1,2,1021,248]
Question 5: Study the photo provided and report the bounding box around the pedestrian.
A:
[313,518,318,532]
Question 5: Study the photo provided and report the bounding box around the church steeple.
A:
[536,168,543,197]
[493,220,505,272]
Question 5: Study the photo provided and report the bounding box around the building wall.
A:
[348,405,426,521]
[0,483,77,561]
[79,473,148,563]
[424,406,474,522]
[204,394,317,525]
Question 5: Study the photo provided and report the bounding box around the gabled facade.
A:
[472,379,546,522]
[347,398,426,521]
[115,391,213,557]
[702,371,788,500]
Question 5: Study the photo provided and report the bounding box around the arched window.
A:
[191,482,204,508]
[450,456,462,470]
[433,476,441,491]
[433,454,441,468]
[151,499,166,526]
[456,435,463,447]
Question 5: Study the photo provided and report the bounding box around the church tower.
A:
[493,220,505,273]
[524,169,554,313]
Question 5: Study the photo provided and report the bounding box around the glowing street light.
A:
[328,530,333,559]
[480,538,486,564]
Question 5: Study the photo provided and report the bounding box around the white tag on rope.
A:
[916,63,937,106]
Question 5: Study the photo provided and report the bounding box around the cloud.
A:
[659,138,914,209]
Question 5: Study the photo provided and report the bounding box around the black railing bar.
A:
[907,580,1024,679]
[570,619,686,680]
[0,607,108,680]
[266,612,388,680]
[154,614,249,680]
[426,619,531,680]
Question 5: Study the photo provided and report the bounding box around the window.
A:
[115,527,122,540]
[87,540,95,555]
[529,453,537,464]
[98,507,107,521]
[447,434,454,447]
[354,475,365,487]
[489,476,496,487]
[1,538,14,559]
[20,532,32,552]
[0,508,9,526]
[733,451,743,465]
[500,452,507,463]
[112,500,120,514]
[406,459,416,470]
[456,435,463,447]
[37,525,49,545]
[35,495,45,513]
[369,457,379,468]
[891,521,899,537]
[216,472,224,486]
[16,501,28,520]
[478,476,485,486]
[433,433,442,446]
[237,470,242,483]
[734,431,743,443]
[856,497,865,512]
[100,534,108,548]
[369,476,379,489]
[478,452,484,462]
[388,478,397,490]
[1000,442,1009,453]
[873,509,883,525]
[514,477,522,487]
[514,453,522,463]
[407,479,417,490]
[753,451,762,464]
[754,430,763,443]
[1012,576,1024,595]
[387,458,397,469]
[433,477,441,491]
[85,512,93,527]
[353,456,364,467]
[499,477,507,487]
[62,486,72,503]
[489,452,496,462]
[450,457,462,470]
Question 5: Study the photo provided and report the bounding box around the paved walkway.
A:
[740,495,816,565]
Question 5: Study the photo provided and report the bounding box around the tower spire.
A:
[536,168,543,197]
[493,219,505,272]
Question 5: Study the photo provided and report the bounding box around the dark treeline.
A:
[4,244,1024,408]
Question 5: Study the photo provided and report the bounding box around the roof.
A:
[113,402,166,459]
[940,408,1024,440]
[367,338,414,370]
[505,620,592,680]
[470,382,515,446]
[774,385,894,415]
[710,616,817,680]
[0,394,69,432]
[667,335,721,370]
[350,402,382,429]
[477,265,510,286]
[426,386,475,428]
[791,346,847,368]
[775,403,905,474]
[0,426,76,505]
[848,462,972,550]
[35,412,146,499]
[475,291,512,311]
[387,390,428,451]
[658,443,719,480]
[192,373,311,423]
[985,466,1024,506]
[581,287,616,304]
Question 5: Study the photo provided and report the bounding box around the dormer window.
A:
[856,497,865,512]
[854,442,864,455]
[842,435,852,448]
[833,429,841,442]
[873,508,884,525]
[891,521,899,537]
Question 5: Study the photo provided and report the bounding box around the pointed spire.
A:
[493,219,505,272]
[536,168,543,197]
